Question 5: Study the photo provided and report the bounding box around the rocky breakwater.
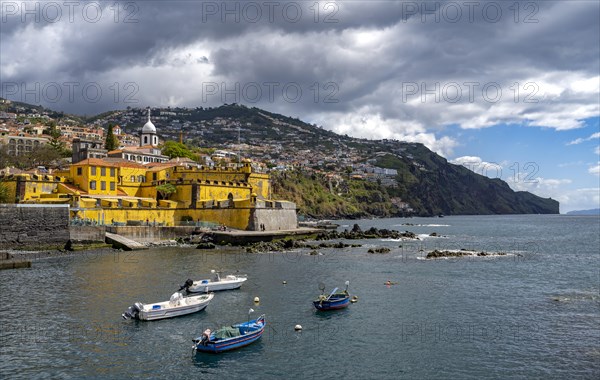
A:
[243,239,362,253]
[242,224,416,254]
[426,249,508,259]
[368,247,391,254]
[315,224,418,241]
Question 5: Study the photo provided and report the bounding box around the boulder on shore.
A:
[426,249,507,259]
[368,247,391,254]
[196,242,216,249]
[316,227,417,241]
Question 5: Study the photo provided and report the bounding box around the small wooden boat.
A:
[122,292,214,321]
[313,281,351,311]
[180,270,247,293]
[192,314,266,353]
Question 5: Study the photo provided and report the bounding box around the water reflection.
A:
[191,341,265,369]
[313,307,351,321]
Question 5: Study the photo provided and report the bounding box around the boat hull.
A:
[313,295,350,311]
[194,329,264,353]
[188,277,247,293]
[193,316,265,353]
[125,293,214,321]
[139,302,209,321]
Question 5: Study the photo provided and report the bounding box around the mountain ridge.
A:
[0,100,559,216]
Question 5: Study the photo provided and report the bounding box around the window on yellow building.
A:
[101,181,106,190]
[138,175,145,182]
[90,180,96,190]
[101,167,106,176]
[77,167,82,176]
[91,167,96,175]
[130,175,135,182]
[110,168,115,176]
[110,182,115,191]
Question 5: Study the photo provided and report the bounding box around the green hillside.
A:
[271,171,399,219]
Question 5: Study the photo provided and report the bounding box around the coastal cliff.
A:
[272,157,558,219]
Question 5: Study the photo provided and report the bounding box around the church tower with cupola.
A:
[141,107,159,147]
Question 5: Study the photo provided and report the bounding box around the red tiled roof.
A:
[111,161,147,169]
[146,162,178,169]
[72,157,146,169]
[71,158,117,167]
[61,182,86,194]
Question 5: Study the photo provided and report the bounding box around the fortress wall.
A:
[69,226,106,243]
[250,208,298,231]
[0,204,70,250]
[105,226,200,242]
[180,208,253,230]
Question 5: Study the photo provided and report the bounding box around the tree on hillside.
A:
[161,141,196,160]
[104,124,118,151]
[41,120,57,134]
[0,145,13,169]
[18,145,64,169]
[0,181,9,203]
[43,125,71,158]
[156,183,177,200]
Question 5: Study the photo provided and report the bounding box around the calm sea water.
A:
[1,215,598,379]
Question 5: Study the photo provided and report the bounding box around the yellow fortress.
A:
[0,110,297,231]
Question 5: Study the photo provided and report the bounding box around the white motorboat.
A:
[180,270,248,293]
[122,292,214,321]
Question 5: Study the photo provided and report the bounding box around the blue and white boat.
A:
[313,281,351,311]
[193,314,266,353]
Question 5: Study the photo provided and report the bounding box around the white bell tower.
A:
[140,107,158,147]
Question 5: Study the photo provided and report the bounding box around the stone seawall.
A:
[250,207,298,231]
[70,226,106,243]
[105,226,202,243]
[0,204,70,250]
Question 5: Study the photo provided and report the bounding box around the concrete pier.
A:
[105,232,148,251]
[0,260,32,270]
[0,252,32,270]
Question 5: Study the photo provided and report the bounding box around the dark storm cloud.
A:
[1,0,598,135]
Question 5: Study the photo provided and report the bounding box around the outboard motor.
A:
[122,303,142,320]
[200,329,212,346]
[179,279,194,292]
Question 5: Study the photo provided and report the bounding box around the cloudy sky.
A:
[1,1,599,212]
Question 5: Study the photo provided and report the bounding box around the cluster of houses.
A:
[1,101,417,215]
[0,105,297,230]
